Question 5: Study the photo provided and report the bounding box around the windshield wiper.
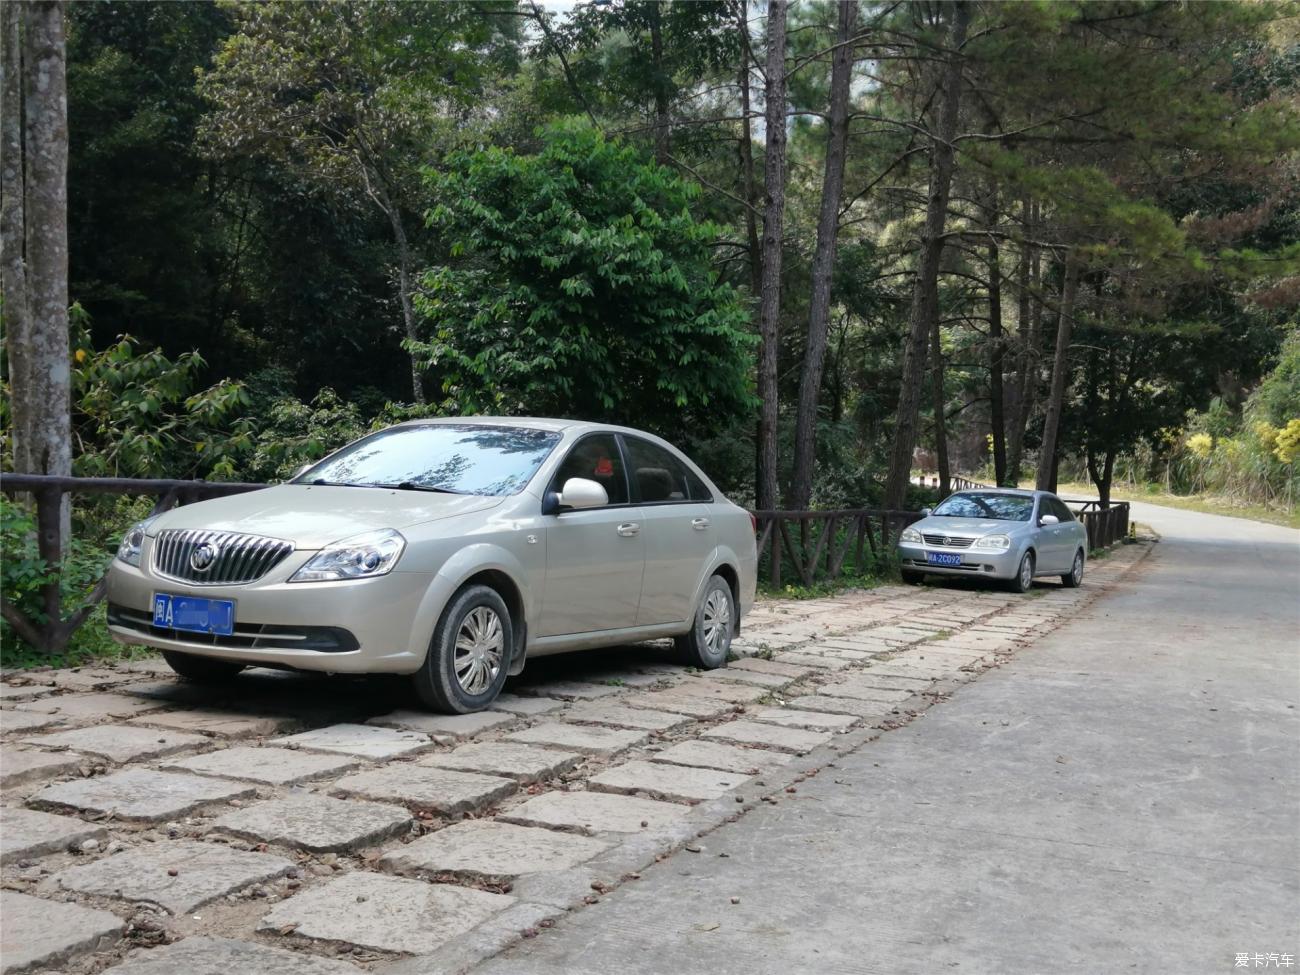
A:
[373,481,465,494]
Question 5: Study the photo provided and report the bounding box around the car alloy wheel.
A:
[1019,555,1033,590]
[453,606,504,696]
[702,588,732,657]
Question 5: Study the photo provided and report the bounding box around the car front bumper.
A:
[105,547,430,675]
[896,543,1023,580]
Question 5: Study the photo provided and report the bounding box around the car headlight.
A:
[289,529,406,583]
[972,534,1011,552]
[116,516,160,567]
[900,526,923,544]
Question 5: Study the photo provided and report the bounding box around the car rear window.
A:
[931,492,1034,522]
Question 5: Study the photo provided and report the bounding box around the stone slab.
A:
[54,839,295,913]
[701,720,832,753]
[652,740,794,775]
[213,794,410,852]
[118,680,228,706]
[421,743,583,783]
[14,691,166,720]
[365,709,516,738]
[698,668,792,689]
[560,701,690,732]
[332,764,516,815]
[29,769,255,822]
[0,683,52,702]
[787,694,894,719]
[130,708,297,738]
[22,723,210,764]
[801,644,874,661]
[588,759,750,803]
[379,820,608,880]
[165,746,360,785]
[751,707,859,731]
[0,807,108,864]
[499,790,686,835]
[100,937,364,975]
[621,691,738,719]
[489,693,565,716]
[1,748,84,789]
[503,722,649,757]
[813,679,917,703]
[729,657,815,679]
[273,723,431,759]
[771,651,853,672]
[258,871,512,955]
[0,890,123,973]
[48,669,146,692]
[1,710,67,735]
[519,681,620,701]
[669,679,767,704]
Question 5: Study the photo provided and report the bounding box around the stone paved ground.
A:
[0,547,1148,974]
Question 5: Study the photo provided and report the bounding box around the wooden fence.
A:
[1,474,266,652]
[752,508,923,589]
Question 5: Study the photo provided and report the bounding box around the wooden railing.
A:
[752,508,923,588]
[1,474,267,652]
[1062,498,1131,550]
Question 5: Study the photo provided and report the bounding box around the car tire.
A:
[1061,549,1085,588]
[1008,551,1035,593]
[161,650,244,683]
[901,568,925,585]
[675,574,734,670]
[413,584,513,714]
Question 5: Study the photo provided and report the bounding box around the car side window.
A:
[684,466,713,503]
[549,435,629,505]
[1052,498,1075,522]
[622,436,692,504]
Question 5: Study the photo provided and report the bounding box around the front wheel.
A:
[1061,549,1085,588]
[1008,551,1035,593]
[161,650,244,683]
[413,584,512,714]
[676,575,734,669]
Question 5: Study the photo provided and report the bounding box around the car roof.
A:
[949,487,1044,497]
[392,416,671,438]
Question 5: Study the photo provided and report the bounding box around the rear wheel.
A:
[676,575,733,669]
[901,568,925,585]
[161,650,244,683]
[1008,551,1035,593]
[1061,549,1085,588]
[413,584,512,713]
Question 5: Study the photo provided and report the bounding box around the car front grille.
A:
[922,533,975,549]
[107,604,358,654]
[152,529,293,585]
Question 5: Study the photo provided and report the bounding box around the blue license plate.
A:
[152,593,235,636]
[926,552,963,567]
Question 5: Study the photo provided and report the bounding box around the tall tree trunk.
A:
[984,193,1007,486]
[1005,195,1038,485]
[737,1,760,296]
[788,0,856,510]
[1035,254,1080,491]
[882,0,968,510]
[649,1,669,166]
[755,0,787,511]
[18,1,72,554]
[930,310,950,497]
[384,204,425,406]
[1,1,31,473]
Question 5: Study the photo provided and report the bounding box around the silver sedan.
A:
[105,418,758,713]
[896,489,1089,592]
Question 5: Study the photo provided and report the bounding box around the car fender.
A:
[689,543,751,625]
[405,543,535,660]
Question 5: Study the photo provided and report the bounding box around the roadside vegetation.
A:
[2,1,1297,660]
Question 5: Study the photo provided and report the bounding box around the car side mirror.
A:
[1040,514,1060,526]
[920,507,932,517]
[551,477,608,512]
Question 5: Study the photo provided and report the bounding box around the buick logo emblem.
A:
[942,536,953,546]
[190,542,218,572]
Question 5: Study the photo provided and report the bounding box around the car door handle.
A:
[617,523,640,537]
[691,518,710,530]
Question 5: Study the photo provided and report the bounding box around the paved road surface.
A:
[475,502,1300,974]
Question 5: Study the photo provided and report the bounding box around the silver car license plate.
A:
[926,552,963,567]
[152,593,235,636]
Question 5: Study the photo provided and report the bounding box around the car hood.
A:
[147,485,502,548]
[914,516,1026,536]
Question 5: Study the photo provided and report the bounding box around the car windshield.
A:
[931,492,1035,522]
[296,424,562,497]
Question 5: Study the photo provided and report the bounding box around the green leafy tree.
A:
[412,120,755,439]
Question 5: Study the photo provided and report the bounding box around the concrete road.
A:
[475,503,1300,975]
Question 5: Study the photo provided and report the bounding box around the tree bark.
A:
[1035,254,1080,491]
[882,0,968,510]
[984,193,1007,486]
[788,0,856,510]
[930,308,950,497]
[737,1,761,296]
[755,0,788,511]
[649,0,669,166]
[1005,195,1038,485]
[384,202,425,406]
[19,1,72,553]
[1,1,31,473]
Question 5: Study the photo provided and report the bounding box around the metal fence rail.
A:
[752,508,923,588]
[1,473,266,652]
